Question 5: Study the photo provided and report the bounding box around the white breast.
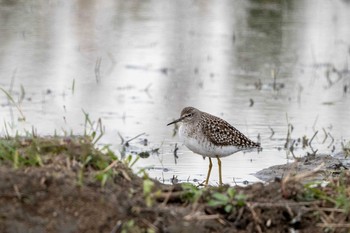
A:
[179,124,242,158]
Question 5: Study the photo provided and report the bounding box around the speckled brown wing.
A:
[200,113,259,148]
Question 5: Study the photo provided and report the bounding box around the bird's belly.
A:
[180,132,241,158]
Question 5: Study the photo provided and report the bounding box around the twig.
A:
[281,163,324,198]
[140,218,158,232]
[289,140,298,160]
[284,204,294,218]
[120,169,131,181]
[249,98,254,107]
[304,207,346,213]
[155,191,183,202]
[125,133,146,146]
[13,184,21,200]
[110,220,122,233]
[233,207,245,225]
[174,143,179,164]
[283,162,324,184]
[284,114,293,149]
[327,132,335,148]
[271,68,279,91]
[321,128,328,144]
[117,132,125,145]
[184,213,220,221]
[247,203,263,233]
[249,201,321,208]
[268,126,275,139]
[317,223,350,228]
[160,187,175,206]
[103,160,119,172]
[309,131,318,153]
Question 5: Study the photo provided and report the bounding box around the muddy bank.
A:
[254,153,349,182]
[1,137,350,233]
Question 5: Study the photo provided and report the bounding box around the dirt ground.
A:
[0,137,349,233]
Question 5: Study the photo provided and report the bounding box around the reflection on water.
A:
[1,0,350,185]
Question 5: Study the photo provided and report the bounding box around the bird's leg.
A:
[205,157,213,186]
[216,155,222,185]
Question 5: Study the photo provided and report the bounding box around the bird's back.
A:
[199,111,260,149]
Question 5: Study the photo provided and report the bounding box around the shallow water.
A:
[1,0,350,185]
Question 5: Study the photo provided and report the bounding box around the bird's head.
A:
[167,106,200,126]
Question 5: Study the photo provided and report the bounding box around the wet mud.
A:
[1,137,350,233]
[254,153,349,182]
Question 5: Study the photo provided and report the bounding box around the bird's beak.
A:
[167,116,185,126]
